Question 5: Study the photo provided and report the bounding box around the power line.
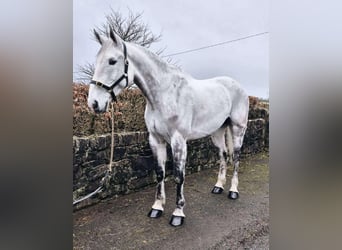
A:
[161,31,269,58]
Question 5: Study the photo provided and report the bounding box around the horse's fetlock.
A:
[177,200,185,207]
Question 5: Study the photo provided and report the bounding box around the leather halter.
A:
[90,42,129,102]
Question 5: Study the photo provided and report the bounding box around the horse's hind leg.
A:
[227,123,247,199]
[211,127,229,194]
[147,133,167,218]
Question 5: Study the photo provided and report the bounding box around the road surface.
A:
[73,152,269,249]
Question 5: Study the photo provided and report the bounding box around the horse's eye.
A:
[108,58,117,65]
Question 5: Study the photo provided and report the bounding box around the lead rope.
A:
[108,102,115,173]
[73,103,115,206]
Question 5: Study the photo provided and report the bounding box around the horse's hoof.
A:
[228,191,239,200]
[147,209,163,218]
[211,186,224,194]
[169,215,185,227]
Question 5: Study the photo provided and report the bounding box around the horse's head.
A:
[88,28,129,113]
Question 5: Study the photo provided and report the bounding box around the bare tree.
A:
[76,8,162,83]
[97,8,161,47]
[75,62,95,84]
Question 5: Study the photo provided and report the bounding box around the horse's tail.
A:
[226,125,234,163]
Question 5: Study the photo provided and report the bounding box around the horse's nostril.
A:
[92,100,99,110]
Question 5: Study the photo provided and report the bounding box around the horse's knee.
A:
[171,132,187,161]
[173,165,184,184]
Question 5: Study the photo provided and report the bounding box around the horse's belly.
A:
[186,87,232,138]
[187,111,229,140]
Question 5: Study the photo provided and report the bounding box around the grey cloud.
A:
[74,0,269,98]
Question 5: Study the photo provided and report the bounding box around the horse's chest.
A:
[145,106,189,140]
[144,109,170,135]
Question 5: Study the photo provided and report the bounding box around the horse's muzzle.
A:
[90,100,107,114]
[92,100,99,112]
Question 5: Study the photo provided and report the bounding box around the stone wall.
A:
[73,108,269,209]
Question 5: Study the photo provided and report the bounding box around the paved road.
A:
[73,153,269,250]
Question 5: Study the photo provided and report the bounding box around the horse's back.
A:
[189,76,248,109]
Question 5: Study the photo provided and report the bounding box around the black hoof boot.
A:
[228,191,239,200]
[169,215,185,227]
[211,186,224,194]
[147,209,163,218]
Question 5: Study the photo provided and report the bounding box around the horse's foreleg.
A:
[147,133,167,218]
[170,132,187,227]
[228,125,247,200]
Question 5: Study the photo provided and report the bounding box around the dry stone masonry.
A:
[73,106,269,209]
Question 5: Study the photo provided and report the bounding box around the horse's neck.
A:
[126,43,181,105]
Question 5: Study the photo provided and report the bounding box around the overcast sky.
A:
[74,0,269,98]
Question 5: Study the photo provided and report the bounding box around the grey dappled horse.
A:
[87,28,249,227]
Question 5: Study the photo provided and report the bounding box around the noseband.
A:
[90,42,129,102]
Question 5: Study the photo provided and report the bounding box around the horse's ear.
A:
[93,29,103,45]
[109,27,118,45]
